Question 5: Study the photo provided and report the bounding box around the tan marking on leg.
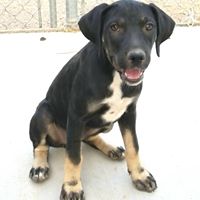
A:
[33,144,49,168]
[63,154,83,192]
[86,135,115,155]
[30,139,50,183]
[122,130,145,179]
[83,127,100,138]
[47,123,66,144]
[122,130,157,192]
[86,135,125,160]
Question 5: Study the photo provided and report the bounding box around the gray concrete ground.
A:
[0,27,200,200]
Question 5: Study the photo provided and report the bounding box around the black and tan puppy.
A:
[29,1,175,199]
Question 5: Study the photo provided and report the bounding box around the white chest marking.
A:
[101,72,136,122]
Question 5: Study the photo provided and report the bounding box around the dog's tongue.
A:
[124,68,143,81]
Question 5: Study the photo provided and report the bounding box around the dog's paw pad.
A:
[29,167,49,183]
[133,171,157,192]
[108,146,125,160]
[60,185,85,200]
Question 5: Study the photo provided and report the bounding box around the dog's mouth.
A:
[120,68,144,86]
[110,56,144,86]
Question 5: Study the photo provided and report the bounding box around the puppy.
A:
[29,1,175,199]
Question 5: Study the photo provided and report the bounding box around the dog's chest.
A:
[101,72,135,123]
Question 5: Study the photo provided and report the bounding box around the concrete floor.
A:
[0,27,200,200]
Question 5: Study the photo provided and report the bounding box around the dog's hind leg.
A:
[84,135,125,160]
[29,100,53,183]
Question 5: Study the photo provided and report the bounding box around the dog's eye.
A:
[110,23,119,32]
[145,22,153,31]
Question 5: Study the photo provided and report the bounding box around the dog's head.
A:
[78,0,175,86]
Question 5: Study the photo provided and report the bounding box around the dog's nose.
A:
[127,49,146,63]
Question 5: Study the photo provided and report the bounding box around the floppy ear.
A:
[150,3,175,57]
[78,3,109,44]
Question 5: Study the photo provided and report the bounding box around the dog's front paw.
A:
[29,167,49,183]
[131,168,157,192]
[60,182,85,200]
[108,146,125,160]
